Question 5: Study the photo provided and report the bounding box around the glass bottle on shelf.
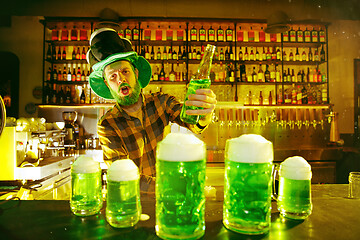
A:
[320,45,326,62]
[62,46,67,60]
[226,26,233,42]
[51,26,59,41]
[308,48,313,61]
[311,27,319,42]
[80,25,88,41]
[217,26,224,42]
[257,64,264,82]
[190,26,197,41]
[61,25,69,41]
[319,28,326,43]
[166,26,173,41]
[144,25,151,40]
[177,25,184,41]
[283,30,289,42]
[71,26,78,41]
[304,27,311,42]
[125,26,132,40]
[296,27,303,42]
[264,64,270,82]
[248,27,254,42]
[289,27,296,42]
[237,26,243,42]
[208,26,215,41]
[132,25,140,41]
[199,26,206,41]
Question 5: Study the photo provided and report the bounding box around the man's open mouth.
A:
[119,84,131,96]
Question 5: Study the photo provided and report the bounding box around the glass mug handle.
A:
[272,163,280,201]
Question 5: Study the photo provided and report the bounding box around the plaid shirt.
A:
[98,92,206,191]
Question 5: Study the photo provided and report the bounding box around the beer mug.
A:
[274,156,312,220]
[155,133,206,240]
[223,134,273,235]
[106,159,141,228]
[70,155,103,216]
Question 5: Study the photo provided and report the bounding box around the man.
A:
[87,28,216,192]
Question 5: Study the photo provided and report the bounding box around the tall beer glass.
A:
[106,159,141,228]
[156,133,206,240]
[277,156,312,220]
[70,155,103,216]
[223,134,273,235]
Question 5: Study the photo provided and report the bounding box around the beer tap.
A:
[304,108,310,130]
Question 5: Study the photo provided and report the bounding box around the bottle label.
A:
[319,31,326,43]
[190,29,197,41]
[283,31,289,42]
[217,29,224,41]
[304,31,311,42]
[297,31,304,42]
[290,30,296,42]
[226,29,233,42]
[199,29,206,41]
[133,29,139,41]
[125,29,132,40]
[312,31,318,42]
[208,29,215,41]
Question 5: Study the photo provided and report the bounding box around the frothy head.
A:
[156,133,206,162]
[72,155,100,174]
[225,134,273,163]
[280,156,312,180]
[107,159,139,181]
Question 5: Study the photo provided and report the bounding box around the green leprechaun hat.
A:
[86,28,152,100]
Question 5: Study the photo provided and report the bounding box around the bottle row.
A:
[139,45,326,63]
[98,24,326,43]
[46,45,89,61]
[50,25,89,41]
[46,64,90,82]
[244,85,328,106]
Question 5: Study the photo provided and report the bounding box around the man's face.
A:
[104,60,141,106]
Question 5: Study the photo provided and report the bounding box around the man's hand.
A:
[185,88,217,126]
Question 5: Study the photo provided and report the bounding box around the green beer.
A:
[277,156,312,220]
[156,133,206,240]
[223,134,273,235]
[180,79,211,125]
[70,156,103,216]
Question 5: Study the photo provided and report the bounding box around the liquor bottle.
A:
[162,47,167,60]
[295,47,300,61]
[182,46,187,60]
[190,26,197,41]
[219,48,224,61]
[283,50,287,61]
[259,91,263,105]
[153,66,159,81]
[244,47,249,61]
[46,67,51,81]
[52,66,58,81]
[72,68,76,81]
[289,49,294,61]
[192,47,197,60]
[301,48,307,61]
[296,27,303,42]
[319,28,326,43]
[67,67,72,81]
[253,47,259,61]
[166,26,173,41]
[248,27,254,42]
[225,47,230,61]
[177,25,184,41]
[65,86,71,104]
[118,28,124,38]
[237,26,243,42]
[320,45,326,61]
[125,26,132,40]
[304,27,311,42]
[287,68,291,82]
[311,27,319,42]
[262,47,266,61]
[58,87,65,104]
[271,47,276,60]
[76,47,80,60]
[150,46,155,60]
[81,47,86,60]
[159,63,165,81]
[57,47,61,60]
[71,26,78,41]
[51,26,59,41]
[173,47,178,60]
[276,47,281,60]
[291,69,295,82]
[62,46,67,60]
[156,47,161,60]
[268,91,273,105]
[217,26,224,42]
[72,47,76,60]
[252,66,257,82]
[275,64,281,82]
[277,88,283,104]
[229,46,234,60]
[314,48,319,61]
[226,26,233,42]
[144,46,150,59]
[296,85,302,104]
[76,67,81,81]
[180,44,216,124]
[208,26,215,41]
[259,27,265,42]
[264,64,270,82]
[58,67,62,81]
[199,26,206,41]
[132,26,139,41]
[301,86,308,104]
[270,33,277,42]
[80,86,86,104]
[283,30,289,42]
[144,25,151,40]
[266,47,271,61]
[249,47,254,61]
[270,64,276,82]
[289,27,296,42]
[238,47,243,61]
[61,26,69,41]
[291,84,297,104]
[258,64,264,82]
[169,64,176,82]
[240,64,246,82]
[81,69,85,81]
[51,85,57,104]
[80,25,88,41]
[308,47,313,61]
[297,70,302,82]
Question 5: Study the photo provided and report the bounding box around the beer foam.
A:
[225,134,273,163]
[280,156,312,180]
[156,133,206,161]
[107,159,139,181]
[72,155,100,174]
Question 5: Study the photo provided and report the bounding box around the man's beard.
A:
[110,80,141,106]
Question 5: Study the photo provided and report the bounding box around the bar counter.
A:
[0,184,359,240]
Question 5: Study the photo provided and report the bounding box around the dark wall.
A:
[2,0,359,21]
